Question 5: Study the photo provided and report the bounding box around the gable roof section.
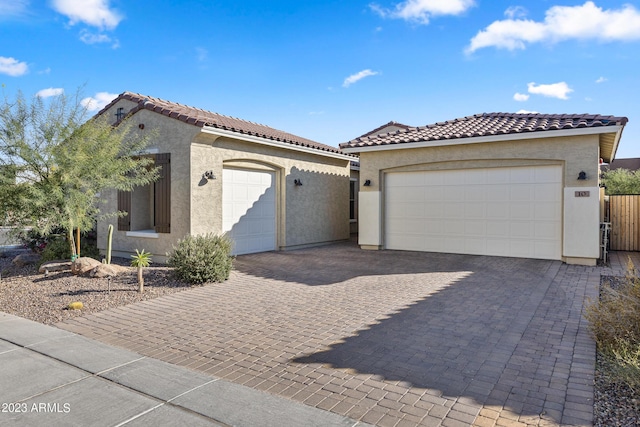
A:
[98,92,347,158]
[356,121,411,139]
[340,112,628,162]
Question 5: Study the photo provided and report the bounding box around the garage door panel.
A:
[444,187,465,201]
[385,165,562,260]
[464,203,485,219]
[223,168,276,255]
[443,203,464,219]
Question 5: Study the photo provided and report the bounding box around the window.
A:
[118,153,171,233]
[349,179,357,221]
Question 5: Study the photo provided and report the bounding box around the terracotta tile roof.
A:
[340,112,628,149]
[98,92,345,156]
[356,121,411,139]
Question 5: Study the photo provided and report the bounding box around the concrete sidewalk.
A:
[0,312,370,427]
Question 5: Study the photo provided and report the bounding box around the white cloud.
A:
[596,76,607,83]
[513,92,529,102]
[343,69,379,88]
[81,92,118,112]
[0,0,29,17]
[504,6,527,19]
[370,0,475,24]
[467,1,640,53]
[79,29,114,45]
[516,109,539,114]
[195,47,208,62]
[36,87,64,98]
[51,0,122,30]
[0,56,28,76]
[527,82,573,100]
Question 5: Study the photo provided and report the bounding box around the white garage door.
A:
[385,165,562,260]
[222,168,276,255]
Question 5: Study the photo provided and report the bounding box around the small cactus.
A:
[106,224,114,264]
[67,301,83,310]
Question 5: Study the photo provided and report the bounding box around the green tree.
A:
[601,168,640,195]
[0,89,158,255]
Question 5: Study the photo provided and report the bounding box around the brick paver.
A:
[57,242,603,426]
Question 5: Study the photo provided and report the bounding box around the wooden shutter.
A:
[117,189,131,231]
[154,153,171,233]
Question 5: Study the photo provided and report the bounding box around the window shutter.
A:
[154,153,171,233]
[117,190,131,231]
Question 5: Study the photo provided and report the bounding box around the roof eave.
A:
[201,126,355,162]
[341,125,626,154]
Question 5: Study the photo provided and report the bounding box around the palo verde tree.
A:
[0,89,158,256]
[601,168,640,195]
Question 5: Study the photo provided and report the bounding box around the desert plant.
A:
[40,237,72,263]
[167,233,233,285]
[131,249,152,293]
[67,301,83,310]
[586,256,640,391]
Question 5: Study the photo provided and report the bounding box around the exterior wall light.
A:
[364,180,371,186]
[203,170,216,180]
[294,179,303,186]
[578,171,587,180]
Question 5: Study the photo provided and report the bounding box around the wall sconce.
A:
[203,170,216,180]
[364,180,371,186]
[577,171,587,180]
[294,179,303,186]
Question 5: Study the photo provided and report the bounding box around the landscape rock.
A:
[90,263,129,278]
[39,260,72,274]
[12,252,41,267]
[71,257,102,276]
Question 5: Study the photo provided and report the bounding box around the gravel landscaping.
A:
[593,276,640,427]
[0,249,200,325]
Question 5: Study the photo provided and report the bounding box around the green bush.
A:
[586,257,640,391]
[167,233,233,285]
[40,237,71,262]
[40,237,100,263]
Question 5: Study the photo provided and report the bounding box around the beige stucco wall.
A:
[190,134,350,250]
[355,134,601,264]
[97,100,350,262]
[98,100,199,262]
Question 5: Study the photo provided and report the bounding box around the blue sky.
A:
[1,0,639,158]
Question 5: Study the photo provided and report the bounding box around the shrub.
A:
[39,237,101,263]
[40,237,71,262]
[167,233,233,285]
[586,257,640,391]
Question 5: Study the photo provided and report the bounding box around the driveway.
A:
[58,242,600,426]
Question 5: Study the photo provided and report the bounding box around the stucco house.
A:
[96,92,354,261]
[341,113,628,266]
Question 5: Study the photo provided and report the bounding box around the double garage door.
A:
[222,168,276,255]
[385,165,562,260]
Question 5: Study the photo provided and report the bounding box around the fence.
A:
[610,195,640,251]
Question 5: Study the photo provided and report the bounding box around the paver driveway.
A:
[58,242,600,426]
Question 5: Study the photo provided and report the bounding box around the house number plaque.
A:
[575,191,590,197]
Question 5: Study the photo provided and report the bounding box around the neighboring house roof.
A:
[98,92,346,157]
[609,157,640,171]
[356,121,411,139]
[340,112,628,162]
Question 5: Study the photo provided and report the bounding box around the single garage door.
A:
[385,165,562,260]
[222,168,276,255]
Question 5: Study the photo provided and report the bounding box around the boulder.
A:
[71,257,102,276]
[90,263,129,278]
[12,252,41,267]
[39,260,72,274]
